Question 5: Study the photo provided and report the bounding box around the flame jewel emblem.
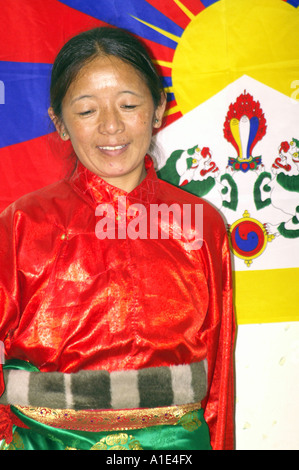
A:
[224,91,267,172]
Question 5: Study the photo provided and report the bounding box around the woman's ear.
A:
[153,92,167,129]
[48,107,70,141]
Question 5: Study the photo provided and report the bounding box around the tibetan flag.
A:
[152,0,299,325]
[1,0,299,325]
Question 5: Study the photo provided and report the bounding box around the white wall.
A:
[235,321,299,450]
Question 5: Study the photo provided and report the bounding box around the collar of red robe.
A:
[69,155,160,208]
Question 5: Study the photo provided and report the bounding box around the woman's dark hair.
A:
[50,27,164,120]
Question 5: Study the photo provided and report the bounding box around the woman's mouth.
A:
[98,145,127,151]
[96,144,129,156]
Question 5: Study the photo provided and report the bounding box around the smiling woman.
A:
[50,55,165,192]
[0,27,235,451]
[48,27,166,192]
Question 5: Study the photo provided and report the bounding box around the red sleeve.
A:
[0,206,21,395]
[0,206,24,443]
[201,231,235,450]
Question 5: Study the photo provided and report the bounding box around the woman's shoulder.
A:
[0,178,74,221]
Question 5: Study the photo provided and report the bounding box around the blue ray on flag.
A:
[286,0,299,7]
[0,62,54,148]
[166,92,175,102]
[162,76,172,88]
[200,0,220,7]
[58,0,183,49]
[161,76,175,102]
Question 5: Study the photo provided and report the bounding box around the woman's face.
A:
[50,55,166,192]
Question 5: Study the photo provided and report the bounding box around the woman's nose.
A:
[98,108,125,135]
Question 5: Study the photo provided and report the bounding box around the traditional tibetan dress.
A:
[0,157,235,450]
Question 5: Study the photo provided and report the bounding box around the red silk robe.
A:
[0,157,235,449]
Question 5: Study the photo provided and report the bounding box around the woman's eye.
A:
[78,110,94,116]
[121,104,137,110]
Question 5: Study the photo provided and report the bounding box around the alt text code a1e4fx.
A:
[106,453,193,467]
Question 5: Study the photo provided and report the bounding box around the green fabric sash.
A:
[1,406,211,450]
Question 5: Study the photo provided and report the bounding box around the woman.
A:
[0,27,235,450]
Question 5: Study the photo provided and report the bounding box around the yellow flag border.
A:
[234,267,299,325]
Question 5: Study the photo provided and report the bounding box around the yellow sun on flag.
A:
[161,0,299,115]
